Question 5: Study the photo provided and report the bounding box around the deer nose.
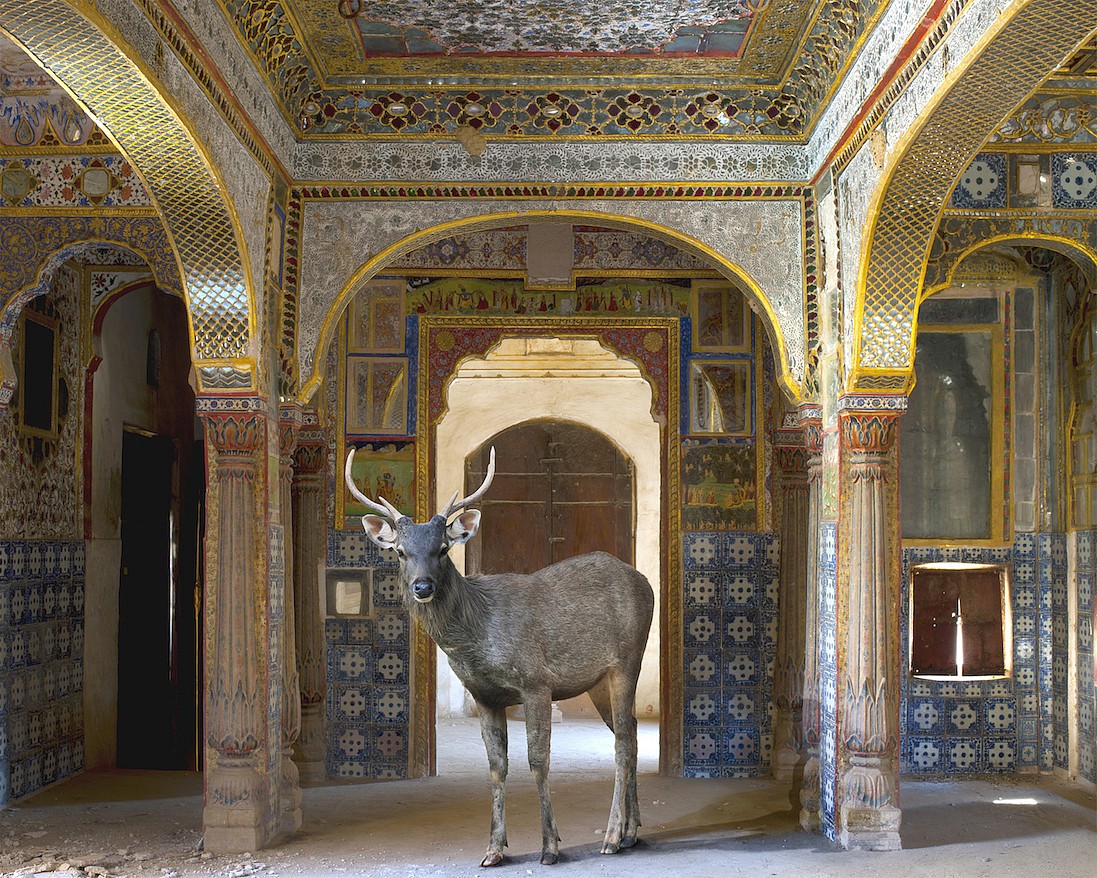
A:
[412,579,435,602]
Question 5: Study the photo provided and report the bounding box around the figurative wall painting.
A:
[345,358,408,436]
[342,442,415,528]
[349,279,406,353]
[689,359,751,436]
[682,443,757,531]
[692,280,750,352]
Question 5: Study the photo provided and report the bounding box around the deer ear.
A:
[446,509,481,545]
[362,514,398,549]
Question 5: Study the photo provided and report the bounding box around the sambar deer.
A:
[345,446,654,866]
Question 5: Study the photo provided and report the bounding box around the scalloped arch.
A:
[301,209,802,405]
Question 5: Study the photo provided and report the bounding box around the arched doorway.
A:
[431,333,665,773]
[87,277,202,771]
[462,422,635,721]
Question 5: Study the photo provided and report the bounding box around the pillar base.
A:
[798,754,820,832]
[280,750,303,834]
[203,760,274,854]
[772,743,806,783]
[838,803,902,851]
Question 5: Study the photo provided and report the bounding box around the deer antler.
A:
[344,447,404,520]
[440,446,496,519]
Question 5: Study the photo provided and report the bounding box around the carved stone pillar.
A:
[199,401,279,852]
[835,401,904,851]
[277,407,302,832]
[799,408,824,830]
[291,421,327,780]
[772,414,809,782]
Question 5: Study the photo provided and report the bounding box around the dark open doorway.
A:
[117,429,201,769]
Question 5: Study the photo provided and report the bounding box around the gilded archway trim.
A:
[299,209,802,406]
[0,0,258,390]
[850,0,1097,391]
[924,221,1097,297]
[0,221,182,346]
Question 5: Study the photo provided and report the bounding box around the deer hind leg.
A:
[478,703,509,867]
[601,666,640,855]
[523,689,561,865]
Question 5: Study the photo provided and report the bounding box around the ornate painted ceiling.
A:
[221,0,882,138]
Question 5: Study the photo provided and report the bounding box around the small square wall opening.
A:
[325,569,372,617]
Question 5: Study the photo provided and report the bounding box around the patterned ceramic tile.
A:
[951,153,1007,209]
[1052,153,1097,207]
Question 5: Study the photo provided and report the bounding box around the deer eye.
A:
[438,544,449,557]
[395,547,406,559]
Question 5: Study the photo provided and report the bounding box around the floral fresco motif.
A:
[348,1,752,55]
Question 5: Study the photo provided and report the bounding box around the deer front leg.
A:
[478,703,509,867]
[523,690,560,865]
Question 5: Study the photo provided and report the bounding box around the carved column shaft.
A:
[292,426,327,779]
[836,406,903,851]
[773,421,809,782]
[798,413,824,830]
[277,410,302,832]
[200,405,277,853]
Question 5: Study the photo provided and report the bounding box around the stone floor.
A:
[0,718,1094,878]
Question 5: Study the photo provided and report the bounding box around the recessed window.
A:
[18,308,59,439]
[325,569,371,617]
[910,563,1011,679]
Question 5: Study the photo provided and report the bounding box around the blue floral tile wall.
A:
[0,540,85,805]
[1052,153,1097,209]
[325,529,409,779]
[1075,530,1096,784]
[899,535,1065,777]
[683,531,778,779]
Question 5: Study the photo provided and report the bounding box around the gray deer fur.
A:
[346,447,654,866]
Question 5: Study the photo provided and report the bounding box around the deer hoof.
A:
[619,835,637,849]
[540,851,559,865]
[480,851,504,868]
[600,841,621,855]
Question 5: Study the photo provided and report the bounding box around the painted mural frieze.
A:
[386,226,715,274]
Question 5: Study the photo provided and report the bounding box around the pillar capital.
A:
[838,395,906,455]
[198,397,269,457]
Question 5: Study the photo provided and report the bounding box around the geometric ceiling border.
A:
[850,0,1097,392]
[227,0,886,141]
[290,196,810,405]
[0,0,258,391]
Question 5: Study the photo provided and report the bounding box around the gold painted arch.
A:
[301,209,803,405]
[923,233,1097,304]
[0,0,259,391]
[850,0,1097,393]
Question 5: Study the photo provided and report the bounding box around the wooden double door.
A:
[464,421,635,576]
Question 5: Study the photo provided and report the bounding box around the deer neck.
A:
[405,561,489,652]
